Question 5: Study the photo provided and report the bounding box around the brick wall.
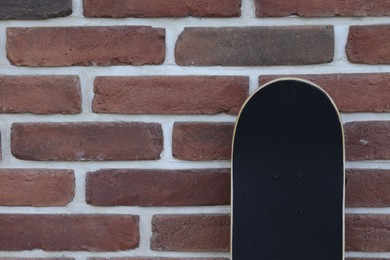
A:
[0,0,389,259]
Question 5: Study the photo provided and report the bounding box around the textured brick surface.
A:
[89,258,228,260]
[0,0,72,20]
[93,76,248,115]
[255,0,390,17]
[86,168,230,206]
[7,26,165,66]
[0,169,74,206]
[346,169,390,207]
[346,259,390,260]
[260,74,390,112]
[175,26,334,66]
[84,0,241,17]
[346,214,390,252]
[11,122,163,161]
[347,25,390,64]
[0,214,139,251]
[172,122,234,161]
[345,121,390,160]
[151,214,230,252]
[0,76,81,114]
[0,257,74,260]
[0,0,388,257]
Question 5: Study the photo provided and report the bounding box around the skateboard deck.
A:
[231,78,344,259]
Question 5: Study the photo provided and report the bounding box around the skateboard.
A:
[231,78,344,259]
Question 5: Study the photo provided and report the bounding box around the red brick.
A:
[0,214,139,251]
[0,169,74,206]
[0,0,72,20]
[89,258,227,260]
[255,0,390,17]
[347,25,390,64]
[7,26,165,66]
[260,74,390,112]
[86,168,230,206]
[346,259,390,260]
[93,76,248,115]
[172,122,234,161]
[175,26,334,66]
[345,121,390,160]
[151,214,230,252]
[0,258,74,260]
[346,169,390,207]
[11,122,163,161]
[346,214,390,252]
[0,76,81,114]
[83,0,241,18]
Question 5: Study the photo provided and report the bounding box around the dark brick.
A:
[175,26,334,66]
[0,0,72,20]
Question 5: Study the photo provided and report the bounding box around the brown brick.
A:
[260,74,390,112]
[346,259,390,260]
[93,76,248,115]
[255,0,390,17]
[173,122,233,161]
[346,169,390,207]
[7,26,165,66]
[86,168,230,206]
[0,257,75,260]
[89,258,227,260]
[346,214,390,252]
[11,122,163,161]
[175,26,334,66]
[0,214,139,251]
[0,0,72,20]
[345,121,390,160]
[151,214,230,252]
[0,76,81,114]
[347,25,390,64]
[84,0,241,18]
[0,169,74,206]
